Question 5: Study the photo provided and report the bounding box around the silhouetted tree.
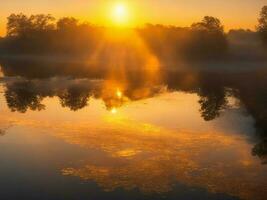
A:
[57,17,78,31]
[188,16,228,60]
[4,14,56,54]
[30,14,55,31]
[191,16,224,33]
[7,13,32,37]
[7,13,55,37]
[257,6,267,45]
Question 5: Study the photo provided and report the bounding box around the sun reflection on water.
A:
[111,107,118,114]
[116,89,123,99]
[0,86,266,200]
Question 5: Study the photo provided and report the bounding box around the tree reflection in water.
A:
[58,85,91,111]
[0,60,267,200]
[5,80,45,113]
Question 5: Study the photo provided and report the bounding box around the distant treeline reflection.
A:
[1,6,267,62]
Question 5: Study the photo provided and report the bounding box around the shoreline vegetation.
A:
[0,6,267,67]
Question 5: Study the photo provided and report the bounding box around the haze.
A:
[0,0,267,36]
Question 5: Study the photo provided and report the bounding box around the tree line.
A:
[0,6,267,61]
[0,14,104,55]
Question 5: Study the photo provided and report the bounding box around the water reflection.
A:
[0,59,267,200]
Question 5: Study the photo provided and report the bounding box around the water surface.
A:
[0,60,267,200]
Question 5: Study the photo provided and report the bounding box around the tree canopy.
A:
[257,6,267,44]
[191,16,224,33]
[7,13,55,37]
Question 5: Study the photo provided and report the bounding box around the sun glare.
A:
[112,3,129,25]
[111,107,118,114]
[116,89,123,98]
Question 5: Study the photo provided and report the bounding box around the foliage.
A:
[188,16,227,60]
[0,13,229,61]
[257,6,267,45]
[7,13,55,37]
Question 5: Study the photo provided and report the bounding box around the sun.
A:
[111,3,129,25]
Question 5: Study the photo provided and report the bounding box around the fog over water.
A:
[0,57,266,200]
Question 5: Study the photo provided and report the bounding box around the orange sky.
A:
[0,0,267,36]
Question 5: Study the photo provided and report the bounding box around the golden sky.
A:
[0,0,267,36]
